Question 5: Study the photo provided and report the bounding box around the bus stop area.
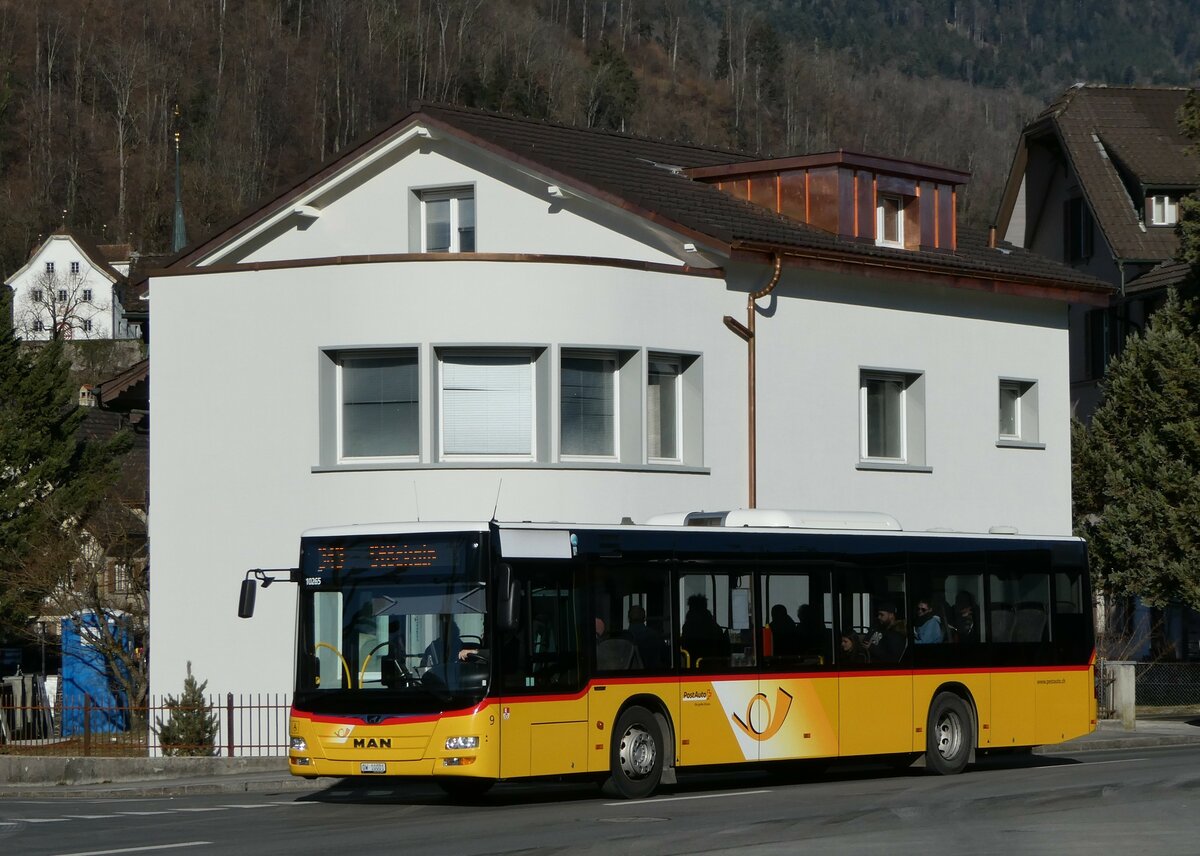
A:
[3,717,1200,799]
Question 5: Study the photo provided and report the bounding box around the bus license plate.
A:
[360,763,386,774]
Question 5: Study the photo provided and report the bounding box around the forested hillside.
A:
[0,0,1195,277]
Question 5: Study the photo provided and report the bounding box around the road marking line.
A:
[605,789,770,807]
[10,818,69,823]
[52,843,212,856]
[218,804,273,809]
[63,815,118,820]
[171,808,227,813]
[1035,757,1146,770]
[116,811,173,816]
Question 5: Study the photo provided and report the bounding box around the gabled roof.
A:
[165,102,1108,300]
[1025,85,1195,262]
[5,228,125,287]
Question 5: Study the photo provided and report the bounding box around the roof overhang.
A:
[730,243,1112,307]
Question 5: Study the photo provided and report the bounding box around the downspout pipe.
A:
[723,253,783,509]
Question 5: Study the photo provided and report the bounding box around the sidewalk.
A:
[4,718,1200,798]
[1034,715,1200,754]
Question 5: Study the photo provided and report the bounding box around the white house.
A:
[5,230,142,340]
[147,104,1109,701]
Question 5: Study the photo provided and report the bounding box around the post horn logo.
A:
[731,687,794,741]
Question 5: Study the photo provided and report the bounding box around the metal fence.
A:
[1097,659,1200,717]
[0,693,290,757]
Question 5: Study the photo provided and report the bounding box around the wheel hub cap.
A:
[619,725,655,778]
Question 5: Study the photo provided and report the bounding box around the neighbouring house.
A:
[995,83,1198,417]
[4,229,145,341]
[147,102,1108,706]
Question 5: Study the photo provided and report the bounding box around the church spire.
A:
[172,105,188,253]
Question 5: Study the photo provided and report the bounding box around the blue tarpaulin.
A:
[61,611,131,736]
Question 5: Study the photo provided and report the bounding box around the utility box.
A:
[61,611,131,736]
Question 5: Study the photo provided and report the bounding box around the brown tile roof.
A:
[416,103,1106,293]
[168,102,1109,299]
[1126,259,1192,295]
[1032,85,1197,263]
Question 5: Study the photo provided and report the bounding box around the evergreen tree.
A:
[1074,290,1200,608]
[155,662,219,756]
[584,41,639,131]
[0,324,128,641]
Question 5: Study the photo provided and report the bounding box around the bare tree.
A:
[15,495,148,716]
[15,268,111,341]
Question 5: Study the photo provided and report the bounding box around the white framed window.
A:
[57,289,68,302]
[70,261,81,275]
[336,351,420,460]
[82,319,93,333]
[31,288,43,302]
[648,356,682,461]
[82,289,93,302]
[421,188,475,253]
[859,369,926,467]
[997,378,1040,446]
[45,262,55,274]
[33,320,45,332]
[876,194,904,248]
[439,352,534,459]
[560,352,618,458]
[1149,195,1178,226]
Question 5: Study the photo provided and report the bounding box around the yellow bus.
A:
[238,510,1096,799]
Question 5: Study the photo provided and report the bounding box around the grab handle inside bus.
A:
[496,562,520,631]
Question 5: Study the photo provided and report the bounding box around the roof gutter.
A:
[728,241,1112,305]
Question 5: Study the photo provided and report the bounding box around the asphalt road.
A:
[4,746,1200,856]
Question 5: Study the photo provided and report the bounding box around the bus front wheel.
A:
[926,692,972,775]
[607,705,664,799]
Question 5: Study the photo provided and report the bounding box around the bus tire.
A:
[436,777,494,799]
[608,705,664,799]
[926,692,972,775]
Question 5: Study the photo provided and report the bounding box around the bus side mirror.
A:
[496,563,520,631]
[238,578,257,618]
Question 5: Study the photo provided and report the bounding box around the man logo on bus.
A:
[731,687,793,741]
[353,737,392,749]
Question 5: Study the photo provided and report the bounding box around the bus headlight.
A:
[445,736,479,750]
[290,737,308,752]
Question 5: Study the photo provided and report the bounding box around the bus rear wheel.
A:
[926,692,972,775]
[607,705,664,799]
[436,777,494,799]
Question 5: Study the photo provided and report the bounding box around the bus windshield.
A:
[294,532,489,714]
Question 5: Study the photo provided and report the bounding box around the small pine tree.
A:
[155,661,219,756]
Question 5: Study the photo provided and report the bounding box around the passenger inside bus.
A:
[622,604,666,669]
[681,594,729,666]
[768,604,801,657]
[863,601,907,662]
[912,597,946,644]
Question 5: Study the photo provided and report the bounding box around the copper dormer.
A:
[687,151,970,251]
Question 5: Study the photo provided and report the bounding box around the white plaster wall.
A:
[150,259,1073,698]
[751,268,1071,535]
[232,138,687,267]
[7,236,117,340]
[149,261,744,697]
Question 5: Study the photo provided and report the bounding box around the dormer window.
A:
[1148,195,1178,226]
[876,194,905,248]
[421,188,475,253]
